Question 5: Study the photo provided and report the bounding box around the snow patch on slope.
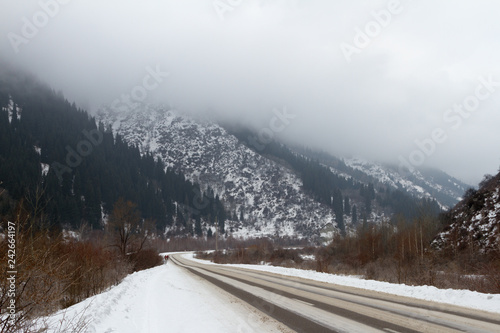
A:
[97,104,338,239]
[344,157,466,208]
[1,97,22,123]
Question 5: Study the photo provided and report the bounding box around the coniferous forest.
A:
[0,67,226,233]
[226,126,441,235]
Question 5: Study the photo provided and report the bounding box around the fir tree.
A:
[352,205,358,225]
[344,196,351,216]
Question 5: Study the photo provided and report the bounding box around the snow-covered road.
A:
[40,252,500,332]
[187,254,500,315]
[40,254,290,333]
[174,254,500,332]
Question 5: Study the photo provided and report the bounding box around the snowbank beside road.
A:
[39,252,289,333]
[186,254,500,314]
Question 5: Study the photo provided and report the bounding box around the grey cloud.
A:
[1,0,499,185]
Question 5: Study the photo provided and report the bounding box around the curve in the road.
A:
[171,254,500,333]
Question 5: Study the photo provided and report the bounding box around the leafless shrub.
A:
[130,249,163,272]
[0,205,133,332]
[485,259,500,293]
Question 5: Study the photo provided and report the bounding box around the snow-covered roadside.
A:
[186,254,500,314]
[38,252,290,333]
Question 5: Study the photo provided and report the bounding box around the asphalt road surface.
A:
[171,254,500,333]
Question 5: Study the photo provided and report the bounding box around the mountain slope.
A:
[0,68,217,230]
[97,104,337,239]
[322,155,467,209]
[96,103,467,240]
[433,172,500,254]
[269,147,467,210]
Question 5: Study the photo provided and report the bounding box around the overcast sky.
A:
[1,0,500,185]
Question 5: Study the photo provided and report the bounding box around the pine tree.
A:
[194,215,202,237]
[344,196,351,216]
[218,216,225,234]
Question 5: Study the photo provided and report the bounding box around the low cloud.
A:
[1,0,499,185]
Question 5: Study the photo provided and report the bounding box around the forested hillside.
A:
[434,171,500,256]
[226,126,442,231]
[0,67,226,232]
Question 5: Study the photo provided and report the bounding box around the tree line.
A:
[226,126,441,234]
[0,67,228,233]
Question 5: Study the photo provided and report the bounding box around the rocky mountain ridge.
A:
[96,103,469,240]
[97,104,336,239]
[433,172,500,254]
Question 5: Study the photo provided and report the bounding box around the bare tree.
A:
[108,198,141,256]
[137,218,156,253]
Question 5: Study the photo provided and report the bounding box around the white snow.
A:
[187,254,500,314]
[37,251,500,332]
[41,163,50,176]
[96,104,339,240]
[2,98,21,123]
[299,254,316,261]
[38,252,287,333]
[343,156,464,207]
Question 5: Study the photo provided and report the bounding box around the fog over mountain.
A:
[1,0,500,185]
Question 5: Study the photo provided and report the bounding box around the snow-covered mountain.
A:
[97,104,336,239]
[288,149,468,210]
[96,103,468,240]
[341,158,467,208]
[433,172,500,254]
